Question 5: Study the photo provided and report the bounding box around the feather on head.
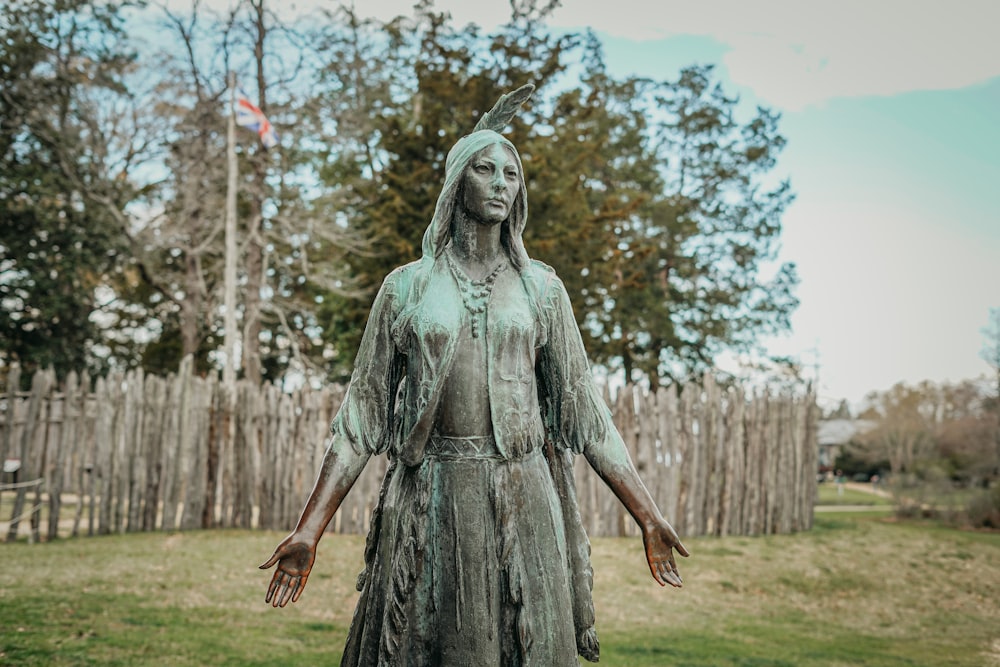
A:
[473,83,535,134]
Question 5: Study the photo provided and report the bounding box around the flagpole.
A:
[223,72,239,394]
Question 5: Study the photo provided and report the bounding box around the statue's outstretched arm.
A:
[584,441,689,587]
[260,436,370,607]
[261,267,404,607]
[536,272,689,586]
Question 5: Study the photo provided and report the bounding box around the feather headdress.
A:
[472,83,535,133]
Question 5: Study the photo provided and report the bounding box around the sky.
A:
[209,0,1000,407]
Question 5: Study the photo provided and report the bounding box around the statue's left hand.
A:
[260,534,317,607]
[642,519,689,588]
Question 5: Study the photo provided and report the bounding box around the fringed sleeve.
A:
[536,272,603,662]
[536,275,611,455]
[330,268,407,456]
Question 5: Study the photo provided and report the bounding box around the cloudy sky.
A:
[200,0,1000,406]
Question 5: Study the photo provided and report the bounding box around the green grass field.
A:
[1,513,998,666]
[815,483,892,507]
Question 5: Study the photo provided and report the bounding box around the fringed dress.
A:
[332,256,618,666]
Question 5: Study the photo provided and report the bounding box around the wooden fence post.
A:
[655,385,681,533]
[71,372,92,538]
[232,379,258,529]
[141,375,166,531]
[703,375,724,536]
[124,369,145,532]
[746,391,759,535]
[0,364,20,511]
[7,369,52,542]
[161,367,182,531]
[636,387,659,538]
[46,372,76,540]
[105,373,128,533]
[30,369,56,543]
[180,375,210,531]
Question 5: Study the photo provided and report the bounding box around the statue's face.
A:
[460,143,520,226]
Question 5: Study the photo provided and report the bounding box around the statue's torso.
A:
[398,260,545,456]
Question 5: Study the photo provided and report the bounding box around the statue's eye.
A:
[474,164,490,174]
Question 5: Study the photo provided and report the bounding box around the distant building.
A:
[817,419,876,471]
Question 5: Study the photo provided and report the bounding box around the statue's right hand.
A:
[260,535,317,607]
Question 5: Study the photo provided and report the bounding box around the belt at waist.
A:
[426,434,502,460]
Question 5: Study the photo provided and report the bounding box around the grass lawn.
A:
[816,483,892,507]
[1,515,998,666]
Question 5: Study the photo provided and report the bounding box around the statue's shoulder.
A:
[524,259,564,297]
[384,260,423,292]
[526,258,556,275]
[388,259,422,279]
[385,259,455,313]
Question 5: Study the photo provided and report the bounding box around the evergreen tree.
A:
[531,61,799,385]
[645,65,798,382]
[522,37,668,383]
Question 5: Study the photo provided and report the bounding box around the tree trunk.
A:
[242,214,263,383]
[181,253,203,358]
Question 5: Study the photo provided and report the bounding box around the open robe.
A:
[330,253,631,666]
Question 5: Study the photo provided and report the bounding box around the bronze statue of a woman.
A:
[261,84,688,665]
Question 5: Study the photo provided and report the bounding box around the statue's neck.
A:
[449,211,505,279]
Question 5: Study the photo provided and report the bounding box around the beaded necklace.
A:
[444,249,508,338]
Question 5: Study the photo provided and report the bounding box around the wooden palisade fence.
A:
[0,361,817,542]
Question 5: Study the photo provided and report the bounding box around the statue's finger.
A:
[676,540,691,558]
[284,579,300,607]
[291,575,308,603]
[265,572,281,603]
[663,565,682,587]
[653,561,669,586]
[278,576,298,607]
[271,572,291,607]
